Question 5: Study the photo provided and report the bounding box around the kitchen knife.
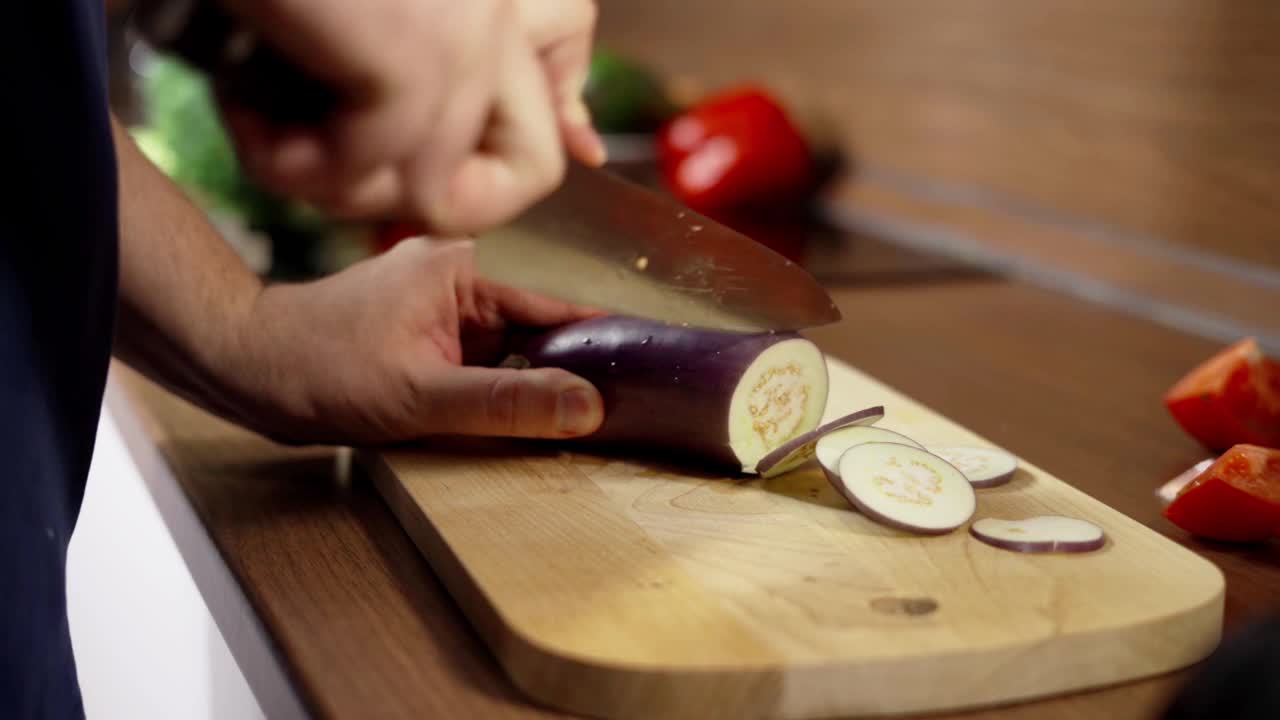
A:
[475,163,840,332]
[131,0,841,332]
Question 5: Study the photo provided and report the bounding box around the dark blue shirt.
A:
[2,2,118,717]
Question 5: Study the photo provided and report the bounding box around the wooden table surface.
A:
[109,224,1280,720]
[595,0,1280,272]
[593,0,1280,354]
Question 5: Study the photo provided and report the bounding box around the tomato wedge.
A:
[1163,444,1280,542]
[1164,338,1280,451]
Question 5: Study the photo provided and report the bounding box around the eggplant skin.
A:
[513,316,824,470]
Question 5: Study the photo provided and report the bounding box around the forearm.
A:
[110,112,605,446]
[111,115,300,437]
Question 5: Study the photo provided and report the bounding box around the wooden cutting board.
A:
[366,358,1224,720]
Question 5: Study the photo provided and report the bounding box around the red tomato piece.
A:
[1164,338,1280,450]
[1163,444,1280,542]
[657,87,813,213]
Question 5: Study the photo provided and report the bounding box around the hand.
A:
[217,0,605,235]
[236,237,605,445]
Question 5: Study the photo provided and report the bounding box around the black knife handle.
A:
[130,0,336,126]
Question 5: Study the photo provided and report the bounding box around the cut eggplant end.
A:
[969,516,1106,554]
[927,446,1019,488]
[1155,459,1215,506]
[834,443,976,534]
[755,405,885,478]
[815,426,925,482]
[730,338,830,473]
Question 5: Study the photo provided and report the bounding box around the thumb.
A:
[415,366,604,439]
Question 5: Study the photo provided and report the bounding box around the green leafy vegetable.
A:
[132,55,326,237]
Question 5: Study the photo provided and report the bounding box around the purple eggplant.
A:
[508,316,829,472]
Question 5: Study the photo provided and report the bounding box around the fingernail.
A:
[556,386,602,436]
[589,133,608,166]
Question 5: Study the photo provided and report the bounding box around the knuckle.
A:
[429,240,476,287]
[439,238,476,264]
[409,183,459,234]
[393,234,434,259]
[538,149,567,192]
[486,374,524,435]
[405,373,441,434]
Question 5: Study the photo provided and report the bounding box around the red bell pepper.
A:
[1163,444,1280,542]
[657,86,814,213]
[1164,338,1280,450]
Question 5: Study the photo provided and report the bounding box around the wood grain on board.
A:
[367,356,1223,719]
[596,0,1280,272]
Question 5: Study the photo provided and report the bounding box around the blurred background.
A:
[107,0,1280,347]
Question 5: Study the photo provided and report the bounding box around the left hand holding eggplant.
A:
[220,237,606,445]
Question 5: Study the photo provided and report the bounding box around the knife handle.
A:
[130,0,336,126]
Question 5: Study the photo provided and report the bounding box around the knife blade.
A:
[129,2,838,332]
[475,163,841,333]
